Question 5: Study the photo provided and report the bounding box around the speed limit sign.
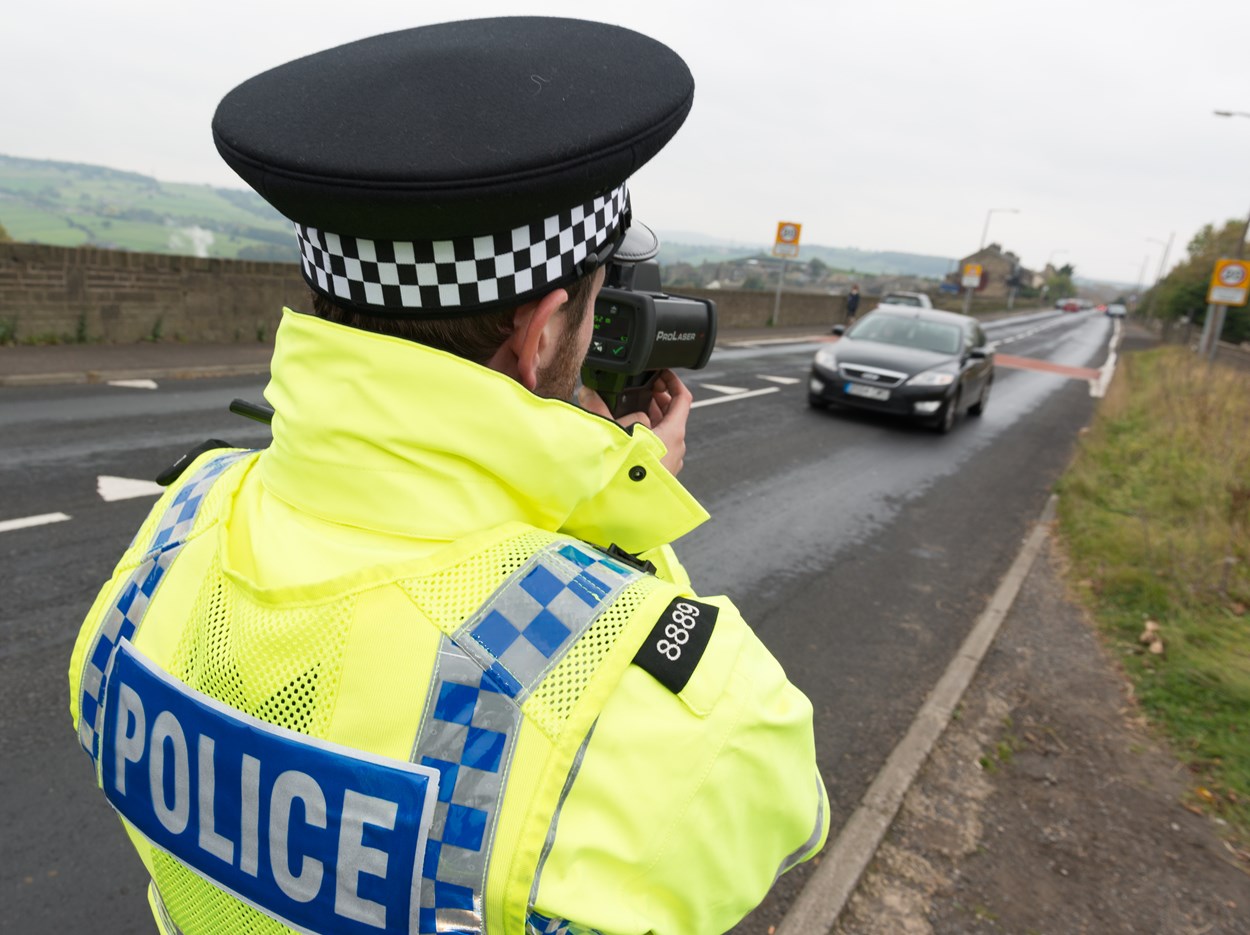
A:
[773,221,802,258]
[1208,258,1250,306]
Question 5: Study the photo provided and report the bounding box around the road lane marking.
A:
[691,387,780,408]
[759,375,801,385]
[0,512,71,533]
[98,475,165,502]
[107,379,159,390]
[700,382,749,395]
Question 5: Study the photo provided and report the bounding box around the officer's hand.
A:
[577,370,692,475]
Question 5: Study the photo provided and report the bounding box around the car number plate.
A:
[844,382,890,401]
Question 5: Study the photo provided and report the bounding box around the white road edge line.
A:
[777,494,1059,935]
[1090,319,1122,398]
[0,512,72,533]
[690,387,780,408]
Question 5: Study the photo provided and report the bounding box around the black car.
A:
[808,306,994,433]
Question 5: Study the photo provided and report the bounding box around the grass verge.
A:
[1058,347,1250,842]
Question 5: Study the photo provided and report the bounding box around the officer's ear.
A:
[487,287,570,391]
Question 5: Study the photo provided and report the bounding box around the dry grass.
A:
[1058,347,1250,837]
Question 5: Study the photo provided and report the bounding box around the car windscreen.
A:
[882,295,922,306]
[848,315,962,354]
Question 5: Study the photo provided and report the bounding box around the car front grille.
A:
[839,364,908,387]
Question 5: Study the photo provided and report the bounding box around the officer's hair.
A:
[309,275,596,365]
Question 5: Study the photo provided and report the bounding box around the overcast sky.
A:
[6,0,1249,283]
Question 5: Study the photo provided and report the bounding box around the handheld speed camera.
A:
[580,229,717,417]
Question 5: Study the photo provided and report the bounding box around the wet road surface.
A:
[0,310,1114,933]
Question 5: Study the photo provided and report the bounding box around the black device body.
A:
[580,260,717,417]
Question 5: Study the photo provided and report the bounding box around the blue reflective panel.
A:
[520,565,564,605]
[100,641,439,935]
[521,611,570,657]
[461,728,506,773]
[433,683,479,726]
[472,611,521,658]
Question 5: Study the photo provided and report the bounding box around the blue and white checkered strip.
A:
[77,452,248,766]
[526,911,604,935]
[455,543,637,703]
[411,541,639,934]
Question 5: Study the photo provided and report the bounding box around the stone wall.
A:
[680,287,859,329]
[0,242,305,343]
[0,241,874,344]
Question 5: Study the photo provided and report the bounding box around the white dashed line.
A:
[107,379,159,390]
[701,383,750,395]
[97,475,165,502]
[758,375,801,385]
[691,387,780,408]
[0,512,72,534]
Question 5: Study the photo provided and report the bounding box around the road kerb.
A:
[0,363,271,387]
[776,494,1059,935]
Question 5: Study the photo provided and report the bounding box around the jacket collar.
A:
[258,309,708,554]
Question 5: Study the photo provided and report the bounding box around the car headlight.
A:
[907,370,956,387]
[814,348,838,369]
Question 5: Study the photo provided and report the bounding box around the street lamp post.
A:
[1203,110,1250,359]
[1144,234,1174,319]
[979,207,1020,251]
[964,208,1020,314]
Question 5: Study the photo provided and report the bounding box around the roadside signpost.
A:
[773,222,802,258]
[960,263,983,314]
[1201,258,1250,362]
[1208,258,1249,306]
[770,221,802,326]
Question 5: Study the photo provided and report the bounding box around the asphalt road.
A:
[0,310,1115,934]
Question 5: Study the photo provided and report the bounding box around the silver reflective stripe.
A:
[77,452,248,771]
[410,540,639,935]
[150,881,185,935]
[528,724,596,908]
[776,769,828,880]
[526,910,605,935]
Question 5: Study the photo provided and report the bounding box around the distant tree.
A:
[0,221,10,242]
[743,274,766,290]
[808,257,828,280]
[1147,217,1249,342]
[1046,263,1077,299]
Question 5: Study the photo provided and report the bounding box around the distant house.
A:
[951,243,1035,299]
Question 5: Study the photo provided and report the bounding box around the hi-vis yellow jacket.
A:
[69,309,829,935]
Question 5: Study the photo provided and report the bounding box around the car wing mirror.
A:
[832,325,846,336]
[968,347,989,360]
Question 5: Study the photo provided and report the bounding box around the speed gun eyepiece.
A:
[580,258,717,417]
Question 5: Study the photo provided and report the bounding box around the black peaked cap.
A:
[212,18,695,242]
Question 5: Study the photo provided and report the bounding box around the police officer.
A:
[70,18,828,935]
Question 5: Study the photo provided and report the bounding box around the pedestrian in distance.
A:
[68,18,828,935]
[844,283,861,327]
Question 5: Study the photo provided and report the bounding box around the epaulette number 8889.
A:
[656,602,700,661]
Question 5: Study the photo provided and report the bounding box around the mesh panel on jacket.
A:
[151,554,356,935]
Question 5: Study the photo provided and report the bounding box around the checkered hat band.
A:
[296,183,629,313]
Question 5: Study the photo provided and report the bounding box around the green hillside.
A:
[0,154,299,261]
[0,154,957,280]
[656,239,955,279]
